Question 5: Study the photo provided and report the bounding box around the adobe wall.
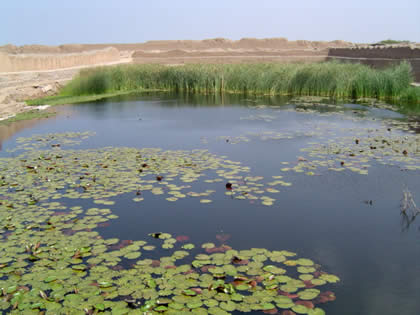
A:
[327,47,420,81]
[328,46,420,59]
[0,47,120,72]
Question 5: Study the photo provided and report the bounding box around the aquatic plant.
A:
[0,132,340,314]
[40,62,420,109]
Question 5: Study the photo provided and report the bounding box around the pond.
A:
[0,93,419,315]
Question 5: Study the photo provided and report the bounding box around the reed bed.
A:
[59,62,418,107]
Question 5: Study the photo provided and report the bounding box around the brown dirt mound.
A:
[132,49,329,59]
[0,37,353,54]
[135,38,353,51]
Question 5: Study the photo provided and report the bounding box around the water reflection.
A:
[400,188,420,231]
[0,118,44,151]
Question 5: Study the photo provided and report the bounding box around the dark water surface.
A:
[1,93,419,315]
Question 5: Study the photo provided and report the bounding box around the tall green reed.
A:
[61,61,417,105]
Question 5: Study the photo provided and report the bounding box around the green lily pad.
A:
[320,274,340,283]
[292,304,311,314]
[297,266,316,273]
[296,258,314,266]
[182,244,195,250]
[298,289,320,300]
[95,303,106,311]
[299,274,314,281]
[187,301,203,309]
[124,252,141,259]
[44,276,58,283]
[182,289,197,296]
[220,301,236,312]
[154,305,168,312]
[98,281,113,288]
[308,308,326,315]
[280,284,298,293]
[260,303,276,310]
[235,284,250,291]
[311,279,327,286]
[275,296,294,309]
[168,302,185,310]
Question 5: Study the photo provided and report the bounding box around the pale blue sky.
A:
[1,0,419,45]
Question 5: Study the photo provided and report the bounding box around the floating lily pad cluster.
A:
[0,224,339,314]
[299,126,420,174]
[216,129,323,145]
[9,132,96,153]
[1,136,296,207]
[0,132,340,314]
[214,106,420,175]
[240,114,278,123]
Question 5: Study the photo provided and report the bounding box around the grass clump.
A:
[26,91,139,106]
[399,86,420,113]
[0,110,55,124]
[33,62,419,110]
[376,39,410,45]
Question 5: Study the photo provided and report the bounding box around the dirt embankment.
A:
[133,49,330,58]
[0,47,121,72]
[1,38,349,52]
[132,48,330,65]
[129,38,352,65]
[129,38,353,51]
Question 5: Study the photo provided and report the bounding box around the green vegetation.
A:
[376,39,410,45]
[0,109,55,124]
[399,86,420,113]
[0,132,340,314]
[26,91,140,106]
[30,62,419,111]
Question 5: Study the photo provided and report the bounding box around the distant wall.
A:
[328,46,420,59]
[132,49,329,58]
[0,47,120,72]
[327,47,420,81]
[132,38,352,51]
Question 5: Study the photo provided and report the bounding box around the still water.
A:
[1,93,419,315]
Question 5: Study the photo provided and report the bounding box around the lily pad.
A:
[292,304,311,314]
[298,289,320,300]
